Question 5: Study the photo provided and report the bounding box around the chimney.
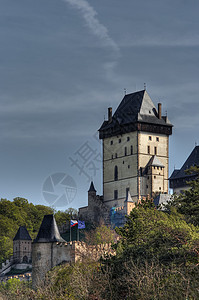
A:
[108,107,112,122]
[158,103,162,119]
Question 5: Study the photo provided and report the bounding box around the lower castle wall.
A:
[32,241,115,289]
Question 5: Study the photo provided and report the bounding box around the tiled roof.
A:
[33,215,66,243]
[170,146,199,180]
[99,90,172,133]
[13,226,32,241]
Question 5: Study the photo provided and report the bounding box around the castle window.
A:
[110,141,113,145]
[148,146,150,154]
[114,190,118,199]
[161,167,163,170]
[114,166,118,181]
[127,137,130,141]
[147,176,149,179]
[119,138,121,143]
[154,147,157,155]
[126,188,129,198]
[128,165,130,169]
[156,137,159,142]
[115,153,117,158]
[112,155,113,159]
[154,176,156,179]
[159,187,161,190]
[146,185,148,188]
[125,147,127,156]
[131,145,133,155]
[157,166,159,170]
[123,161,124,164]
[149,136,152,141]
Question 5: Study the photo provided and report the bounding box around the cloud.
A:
[62,0,120,58]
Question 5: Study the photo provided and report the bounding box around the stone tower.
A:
[99,90,173,207]
[32,214,67,289]
[13,226,32,264]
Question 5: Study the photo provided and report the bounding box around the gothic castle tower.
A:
[99,90,173,208]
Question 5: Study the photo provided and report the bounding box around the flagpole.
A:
[70,218,71,242]
[77,225,79,241]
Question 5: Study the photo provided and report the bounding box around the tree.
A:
[169,166,199,226]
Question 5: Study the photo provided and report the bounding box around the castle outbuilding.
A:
[13,226,32,264]
[169,145,199,194]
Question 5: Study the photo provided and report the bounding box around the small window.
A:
[123,161,124,164]
[146,185,148,188]
[159,187,161,190]
[110,140,113,145]
[114,190,118,200]
[114,166,118,181]
[149,136,152,141]
[128,165,130,169]
[161,167,163,170]
[154,176,156,179]
[156,137,159,142]
[112,155,113,159]
[115,153,117,158]
[154,147,157,155]
[125,147,127,156]
[154,166,156,169]
[119,138,121,143]
[131,145,133,155]
[147,176,149,179]
[157,166,159,170]
[126,188,129,198]
[127,137,130,141]
[148,146,150,154]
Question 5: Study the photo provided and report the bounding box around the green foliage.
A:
[0,197,54,265]
[115,207,199,265]
[84,225,116,245]
[168,166,199,226]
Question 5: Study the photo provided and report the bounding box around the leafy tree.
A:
[115,206,199,265]
[168,165,199,226]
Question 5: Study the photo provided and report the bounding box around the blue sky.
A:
[0,0,199,210]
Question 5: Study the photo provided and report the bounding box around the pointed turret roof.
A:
[13,226,32,241]
[34,215,66,243]
[88,181,96,192]
[99,90,172,139]
[125,191,134,203]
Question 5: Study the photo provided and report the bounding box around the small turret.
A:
[88,181,96,193]
[124,191,135,215]
[13,226,32,264]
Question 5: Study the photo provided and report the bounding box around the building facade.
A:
[99,90,172,208]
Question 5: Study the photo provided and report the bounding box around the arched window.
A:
[114,166,118,181]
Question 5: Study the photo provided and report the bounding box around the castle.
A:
[79,90,173,226]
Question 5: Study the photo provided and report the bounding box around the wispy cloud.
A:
[62,0,120,58]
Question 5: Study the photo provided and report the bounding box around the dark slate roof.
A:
[169,146,199,180]
[13,226,32,241]
[34,215,66,243]
[88,181,96,192]
[99,90,172,133]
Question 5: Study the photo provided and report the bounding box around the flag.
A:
[78,220,85,229]
[70,220,78,227]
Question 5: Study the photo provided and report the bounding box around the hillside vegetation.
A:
[0,197,75,265]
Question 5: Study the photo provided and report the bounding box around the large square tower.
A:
[99,90,173,208]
